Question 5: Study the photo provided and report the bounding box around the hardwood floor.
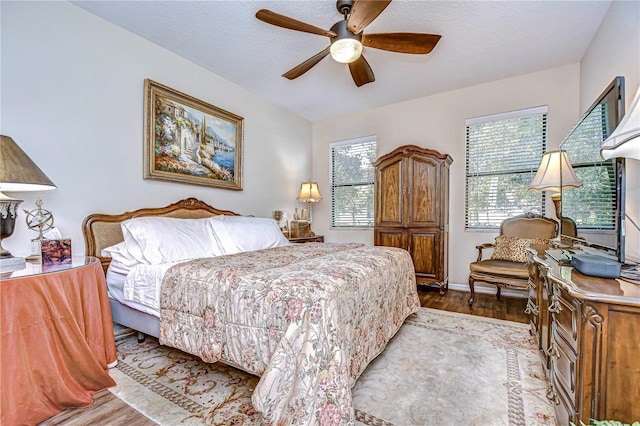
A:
[40,288,528,425]
[418,287,528,324]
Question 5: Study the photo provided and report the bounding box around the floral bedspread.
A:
[159,242,419,425]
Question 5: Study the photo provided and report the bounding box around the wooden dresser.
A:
[373,145,452,294]
[527,246,640,424]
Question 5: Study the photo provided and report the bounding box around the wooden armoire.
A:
[374,145,452,294]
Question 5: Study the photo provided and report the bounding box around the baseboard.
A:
[446,282,528,299]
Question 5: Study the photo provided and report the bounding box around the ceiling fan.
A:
[256,0,441,87]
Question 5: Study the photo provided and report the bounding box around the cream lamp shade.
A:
[529,150,582,221]
[529,150,582,193]
[296,181,323,203]
[601,86,640,160]
[296,180,322,226]
[0,135,56,266]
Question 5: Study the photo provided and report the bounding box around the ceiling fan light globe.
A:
[330,38,362,63]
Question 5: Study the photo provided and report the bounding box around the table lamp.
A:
[296,180,322,223]
[529,150,583,219]
[0,135,56,268]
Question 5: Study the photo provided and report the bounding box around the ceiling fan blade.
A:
[348,55,375,87]
[282,47,331,80]
[256,9,336,37]
[362,32,442,54]
[347,0,392,34]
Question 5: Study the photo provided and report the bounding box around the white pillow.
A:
[101,241,145,267]
[210,215,289,253]
[121,216,223,264]
[208,218,242,255]
[104,256,133,276]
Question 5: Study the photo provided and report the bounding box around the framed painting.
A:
[143,79,243,190]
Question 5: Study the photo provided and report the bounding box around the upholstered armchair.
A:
[468,213,558,307]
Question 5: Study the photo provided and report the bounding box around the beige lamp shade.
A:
[601,86,640,160]
[529,150,582,193]
[0,135,56,193]
[296,181,322,203]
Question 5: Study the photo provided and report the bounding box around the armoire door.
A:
[408,229,441,282]
[406,154,441,228]
[375,155,404,227]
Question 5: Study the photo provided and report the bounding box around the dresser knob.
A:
[548,296,562,313]
[546,387,560,405]
[547,344,560,358]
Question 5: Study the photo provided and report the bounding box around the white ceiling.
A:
[71,0,612,122]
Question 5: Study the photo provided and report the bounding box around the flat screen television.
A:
[559,76,627,262]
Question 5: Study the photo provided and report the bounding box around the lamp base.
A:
[551,192,562,219]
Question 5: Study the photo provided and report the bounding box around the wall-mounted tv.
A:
[559,76,626,262]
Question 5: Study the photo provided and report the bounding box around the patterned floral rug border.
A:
[109,308,555,425]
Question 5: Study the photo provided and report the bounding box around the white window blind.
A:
[465,106,548,229]
[329,136,376,229]
[560,104,617,230]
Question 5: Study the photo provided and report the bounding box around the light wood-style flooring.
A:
[39,288,527,425]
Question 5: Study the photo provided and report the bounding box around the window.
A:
[329,136,376,229]
[465,106,548,229]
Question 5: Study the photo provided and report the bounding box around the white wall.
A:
[579,0,640,263]
[1,1,312,258]
[580,1,639,115]
[312,64,581,288]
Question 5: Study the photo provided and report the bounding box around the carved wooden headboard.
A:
[82,198,240,274]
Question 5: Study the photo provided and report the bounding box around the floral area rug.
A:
[109,307,555,425]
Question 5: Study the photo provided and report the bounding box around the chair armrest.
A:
[475,243,495,262]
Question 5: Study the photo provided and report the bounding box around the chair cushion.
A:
[490,235,549,263]
[469,259,530,280]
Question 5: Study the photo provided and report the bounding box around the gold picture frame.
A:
[143,79,243,190]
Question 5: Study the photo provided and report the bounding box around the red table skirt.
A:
[1,258,117,425]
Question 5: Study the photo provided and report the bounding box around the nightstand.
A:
[0,256,117,425]
[288,235,324,243]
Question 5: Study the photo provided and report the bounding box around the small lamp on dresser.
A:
[529,150,582,239]
[292,180,322,238]
[0,135,56,269]
[296,180,322,223]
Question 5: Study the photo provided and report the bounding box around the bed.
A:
[83,198,420,425]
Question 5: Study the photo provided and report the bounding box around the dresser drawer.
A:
[551,284,580,351]
[550,332,577,404]
[551,373,576,426]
